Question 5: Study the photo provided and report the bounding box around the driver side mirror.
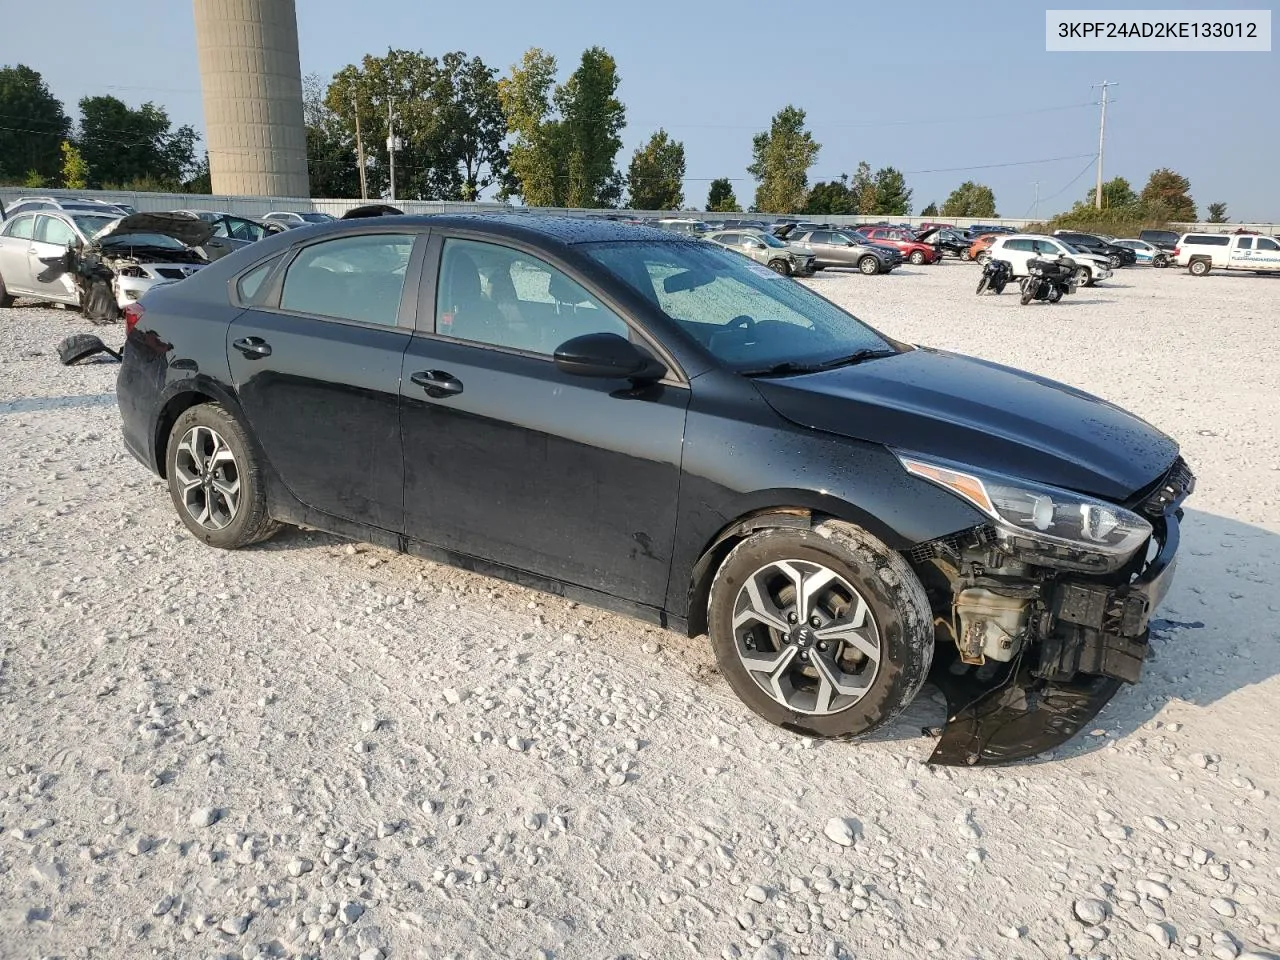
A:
[553,332,666,382]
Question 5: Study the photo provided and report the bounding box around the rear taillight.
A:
[124,302,145,336]
[1172,246,1180,257]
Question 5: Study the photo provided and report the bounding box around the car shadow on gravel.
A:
[0,393,117,414]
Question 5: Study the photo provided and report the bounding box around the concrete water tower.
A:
[193,0,310,197]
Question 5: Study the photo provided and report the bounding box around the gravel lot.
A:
[1,262,1278,960]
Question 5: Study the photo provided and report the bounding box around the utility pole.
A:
[387,98,396,203]
[1032,180,1041,219]
[352,95,368,201]
[1094,81,1115,210]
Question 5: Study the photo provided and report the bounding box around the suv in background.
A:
[987,234,1113,285]
[1053,230,1137,268]
[1139,229,1181,252]
[1176,232,1280,275]
[1,196,129,220]
[706,229,816,276]
[858,226,939,265]
[787,228,902,274]
[261,211,338,229]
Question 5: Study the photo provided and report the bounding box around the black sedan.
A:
[115,215,1192,765]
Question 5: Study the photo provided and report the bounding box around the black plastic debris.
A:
[57,333,121,365]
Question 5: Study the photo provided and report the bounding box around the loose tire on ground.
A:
[166,403,280,550]
[706,520,934,740]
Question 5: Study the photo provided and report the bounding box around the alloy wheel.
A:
[731,559,881,715]
[173,424,241,530]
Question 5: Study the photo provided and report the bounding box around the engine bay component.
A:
[953,587,1031,664]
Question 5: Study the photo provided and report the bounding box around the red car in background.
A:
[859,226,941,265]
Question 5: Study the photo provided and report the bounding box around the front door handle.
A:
[232,336,272,359]
[410,370,464,399]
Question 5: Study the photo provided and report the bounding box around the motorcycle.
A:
[1019,256,1078,305]
[975,258,1012,295]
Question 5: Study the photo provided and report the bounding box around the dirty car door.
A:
[227,230,424,531]
[399,235,688,607]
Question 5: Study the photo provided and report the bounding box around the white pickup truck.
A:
[1176,232,1280,276]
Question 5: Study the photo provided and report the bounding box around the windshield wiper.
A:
[738,360,824,378]
[814,348,898,370]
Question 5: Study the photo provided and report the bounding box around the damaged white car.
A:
[0,210,215,322]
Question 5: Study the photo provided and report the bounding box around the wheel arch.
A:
[682,495,906,638]
[152,379,248,477]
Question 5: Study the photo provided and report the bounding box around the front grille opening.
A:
[907,524,996,565]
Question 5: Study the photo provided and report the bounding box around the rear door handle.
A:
[232,336,272,359]
[410,370,463,399]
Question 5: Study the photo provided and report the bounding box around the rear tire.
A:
[1188,259,1211,276]
[960,248,972,262]
[976,251,992,266]
[166,403,280,550]
[707,520,933,740]
[768,259,791,276]
[0,274,13,308]
[858,256,879,276]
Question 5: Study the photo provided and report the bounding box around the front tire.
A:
[768,259,791,276]
[976,251,992,266]
[908,250,926,265]
[960,248,972,262]
[707,520,933,739]
[976,275,991,295]
[1073,266,1093,286]
[166,403,280,549]
[858,256,880,275]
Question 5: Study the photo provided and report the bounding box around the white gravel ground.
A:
[1,262,1278,960]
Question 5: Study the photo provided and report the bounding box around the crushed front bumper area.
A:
[927,511,1181,766]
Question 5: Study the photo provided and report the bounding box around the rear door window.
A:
[279,233,414,326]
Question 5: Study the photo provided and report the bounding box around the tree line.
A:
[0,56,1228,222]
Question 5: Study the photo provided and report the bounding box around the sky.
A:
[3,0,1277,219]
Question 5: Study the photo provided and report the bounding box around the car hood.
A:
[753,347,1178,501]
[92,212,215,247]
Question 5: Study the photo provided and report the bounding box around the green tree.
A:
[940,181,997,218]
[1140,168,1196,221]
[804,174,856,215]
[304,72,361,198]
[870,166,912,216]
[435,52,509,200]
[497,48,562,205]
[706,177,740,212]
[60,140,88,189]
[1087,175,1137,209]
[920,202,938,217]
[21,169,46,188]
[183,152,212,194]
[554,46,626,207]
[77,96,197,189]
[0,65,69,185]
[498,46,626,207]
[1206,201,1229,223]
[748,106,820,213]
[627,129,685,210]
[850,161,875,213]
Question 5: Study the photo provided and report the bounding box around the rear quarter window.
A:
[1184,235,1230,246]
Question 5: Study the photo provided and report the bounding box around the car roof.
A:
[305,213,682,245]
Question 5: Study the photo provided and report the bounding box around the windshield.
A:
[99,232,186,249]
[757,233,786,248]
[300,212,336,223]
[581,240,896,373]
[71,214,117,237]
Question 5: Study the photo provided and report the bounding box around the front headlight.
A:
[897,453,1152,572]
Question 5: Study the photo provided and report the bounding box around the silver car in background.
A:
[0,210,213,317]
[786,228,903,275]
[706,228,816,276]
[261,211,338,229]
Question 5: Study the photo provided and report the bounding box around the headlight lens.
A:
[897,453,1152,569]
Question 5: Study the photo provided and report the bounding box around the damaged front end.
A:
[901,454,1195,766]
